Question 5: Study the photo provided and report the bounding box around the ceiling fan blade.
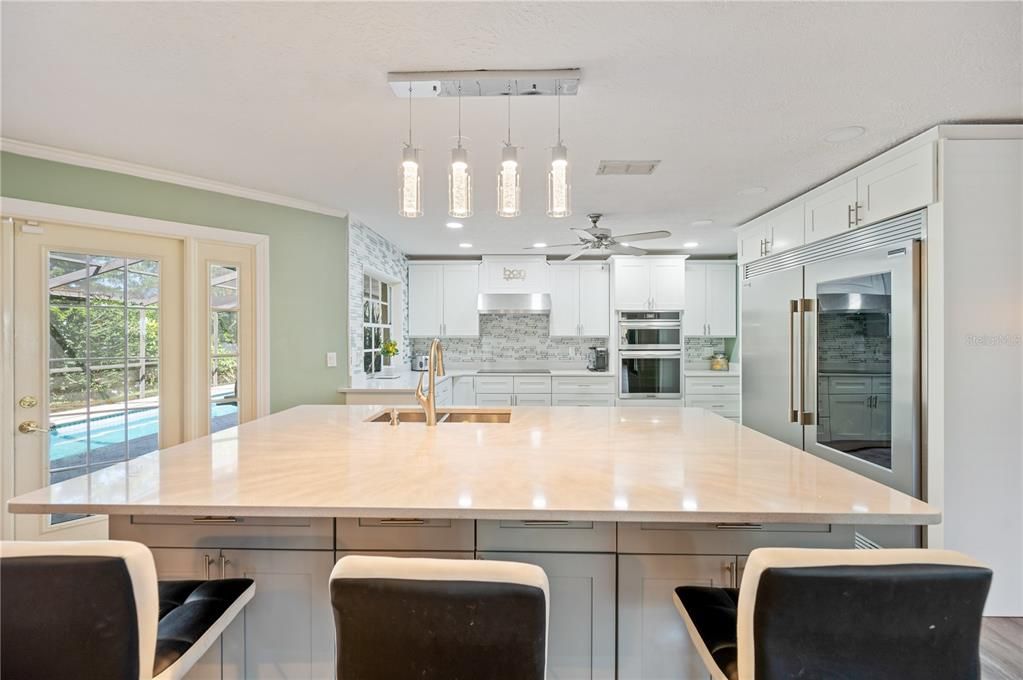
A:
[571,228,597,242]
[563,246,591,262]
[523,242,581,249]
[611,230,671,242]
[608,244,648,256]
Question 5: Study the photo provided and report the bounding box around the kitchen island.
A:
[9,405,937,679]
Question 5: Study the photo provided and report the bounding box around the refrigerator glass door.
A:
[803,241,919,496]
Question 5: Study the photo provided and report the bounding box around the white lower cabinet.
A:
[617,554,735,680]
[479,552,616,680]
[219,549,336,680]
[150,549,223,680]
[828,394,872,440]
[452,376,476,405]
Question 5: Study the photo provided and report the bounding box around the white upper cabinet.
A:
[738,223,768,265]
[615,257,686,311]
[856,143,936,226]
[684,262,736,337]
[805,178,858,243]
[408,262,479,337]
[479,256,549,293]
[550,263,610,337]
[765,204,805,255]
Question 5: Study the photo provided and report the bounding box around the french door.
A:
[7,217,258,540]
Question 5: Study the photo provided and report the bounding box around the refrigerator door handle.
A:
[788,299,800,423]
[800,298,815,426]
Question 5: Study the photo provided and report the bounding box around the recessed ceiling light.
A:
[445,221,463,229]
[682,241,699,249]
[823,125,867,143]
[532,242,548,248]
[691,219,714,227]
[458,242,473,248]
[738,186,767,196]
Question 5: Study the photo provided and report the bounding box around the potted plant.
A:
[380,340,400,376]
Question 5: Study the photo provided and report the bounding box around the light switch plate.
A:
[326,352,338,368]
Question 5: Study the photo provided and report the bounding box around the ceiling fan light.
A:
[547,143,571,218]
[399,145,422,218]
[497,145,521,217]
[448,145,473,218]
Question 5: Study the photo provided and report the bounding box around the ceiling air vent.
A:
[596,160,661,176]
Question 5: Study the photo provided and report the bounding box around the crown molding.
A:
[1,137,348,219]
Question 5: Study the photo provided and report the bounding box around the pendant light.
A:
[398,82,422,218]
[448,82,473,218]
[547,79,571,218]
[497,83,521,217]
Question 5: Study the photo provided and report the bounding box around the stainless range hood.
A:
[477,293,551,315]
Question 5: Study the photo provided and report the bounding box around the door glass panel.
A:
[46,252,162,524]
[815,272,892,469]
[620,356,682,396]
[209,265,240,432]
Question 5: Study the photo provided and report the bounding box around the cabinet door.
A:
[442,264,480,336]
[650,259,686,310]
[618,555,735,680]
[705,264,737,336]
[805,178,857,243]
[578,264,610,336]
[737,224,767,265]
[766,204,805,255]
[550,265,581,336]
[150,549,222,680]
[452,376,475,405]
[514,394,552,406]
[613,259,651,310]
[871,394,892,440]
[220,549,335,680]
[828,394,872,440]
[407,265,443,337]
[476,393,514,407]
[857,143,936,226]
[683,263,707,336]
[480,552,616,680]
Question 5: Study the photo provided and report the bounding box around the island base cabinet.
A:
[219,549,336,680]
[478,552,616,680]
[617,554,736,680]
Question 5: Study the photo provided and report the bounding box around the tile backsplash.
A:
[685,336,727,364]
[817,313,892,372]
[411,314,607,363]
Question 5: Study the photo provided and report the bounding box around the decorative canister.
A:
[709,352,730,371]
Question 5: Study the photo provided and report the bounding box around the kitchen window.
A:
[363,274,392,374]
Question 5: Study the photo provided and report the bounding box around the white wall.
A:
[932,139,1023,615]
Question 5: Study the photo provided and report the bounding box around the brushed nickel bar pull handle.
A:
[192,516,240,524]
[854,201,863,225]
[715,523,763,530]
[219,554,231,578]
[788,299,799,423]
[378,518,426,525]
[203,553,213,580]
[847,204,855,228]
[522,520,571,527]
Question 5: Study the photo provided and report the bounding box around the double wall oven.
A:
[618,311,682,399]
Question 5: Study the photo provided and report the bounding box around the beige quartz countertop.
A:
[7,405,938,525]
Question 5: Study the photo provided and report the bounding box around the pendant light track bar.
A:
[387,69,581,97]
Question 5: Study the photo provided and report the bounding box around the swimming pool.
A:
[49,402,239,469]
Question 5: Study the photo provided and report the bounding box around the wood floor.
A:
[982,618,1023,680]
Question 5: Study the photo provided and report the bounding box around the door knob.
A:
[18,420,54,434]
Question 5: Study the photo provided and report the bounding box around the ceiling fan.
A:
[525,213,671,261]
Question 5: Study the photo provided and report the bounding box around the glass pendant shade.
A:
[399,145,422,218]
[497,145,521,218]
[448,146,473,218]
[547,143,571,218]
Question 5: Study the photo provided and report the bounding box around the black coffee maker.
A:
[587,346,609,372]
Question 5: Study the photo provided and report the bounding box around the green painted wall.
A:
[1,151,348,412]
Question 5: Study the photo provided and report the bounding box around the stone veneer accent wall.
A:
[412,314,607,363]
[348,219,409,371]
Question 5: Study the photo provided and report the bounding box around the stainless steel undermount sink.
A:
[366,408,512,424]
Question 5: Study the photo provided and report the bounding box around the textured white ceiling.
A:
[3,2,1020,256]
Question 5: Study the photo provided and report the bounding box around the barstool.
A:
[330,554,549,680]
[673,548,992,680]
[1,540,255,680]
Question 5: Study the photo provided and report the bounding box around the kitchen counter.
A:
[8,404,937,525]
[684,368,741,377]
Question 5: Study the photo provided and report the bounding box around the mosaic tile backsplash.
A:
[817,312,892,372]
[411,314,608,363]
[685,337,727,363]
[348,219,410,370]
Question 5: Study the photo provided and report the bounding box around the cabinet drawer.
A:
[477,520,616,552]
[513,376,553,393]
[551,376,616,395]
[685,394,740,416]
[872,376,891,394]
[477,393,514,407]
[552,395,616,407]
[515,394,552,407]
[685,376,740,394]
[337,517,475,551]
[827,376,871,395]
[618,522,852,555]
[475,376,516,393]
[109,515,334,550]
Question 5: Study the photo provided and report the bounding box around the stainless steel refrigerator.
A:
[741,211,924,547]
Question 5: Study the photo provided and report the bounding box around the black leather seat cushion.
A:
[154,578,254,676]
[674,586,739,680]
